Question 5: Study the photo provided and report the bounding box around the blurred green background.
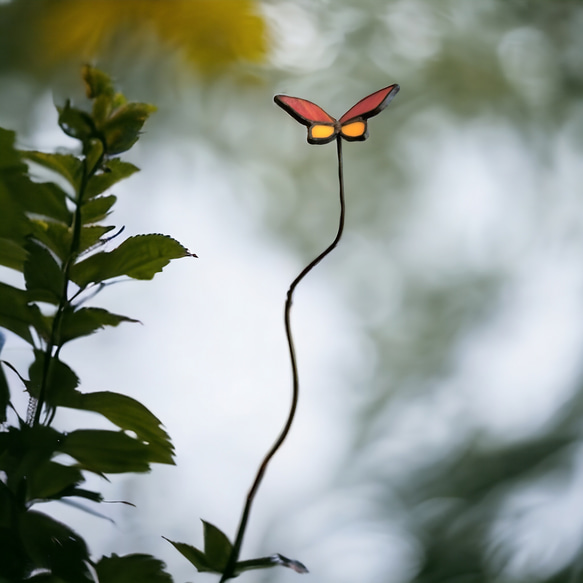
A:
[1,1,583,581]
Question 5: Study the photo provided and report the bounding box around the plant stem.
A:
[219,137,345,581]
[32,150,103,426]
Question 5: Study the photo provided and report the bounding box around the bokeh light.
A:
[1,1,583,581]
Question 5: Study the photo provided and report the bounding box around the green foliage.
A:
[164,520,308,578]
[71,234,192,286]
[0,66,188,582]
[165,521,233,574]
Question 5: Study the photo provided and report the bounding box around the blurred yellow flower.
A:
[38,0,267,71]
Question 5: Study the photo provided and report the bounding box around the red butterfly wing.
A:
[274,95,336,127]
[339,84,400,124]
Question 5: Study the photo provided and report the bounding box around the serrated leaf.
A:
[0,282,34,344]
[102,102,157,155]
[78,224,116,254]
[83,66,115,129]
[59,307,139,344]
[235,553,309,575]
[63,487,104,504]
[0,425,63,490]
[95,553,173,583]
[59,429,159,473]
[163,538,216,573]
[24,181,72,224]
[0,236,27,271]
[22,151,82,193]
[92,94,115,129]
[1,170,71,252]
[0,176,33,252]
[28,351,79,405]
[81,194,117,224]
[83,65,115,100]
[84,137,105,175]
[27,460,84,501]
[58,100,95,141]
[57,391,174,465]
[19,511,92,582]
[71,234,194,287]
[28,303,52,344]
[203,520,233,571]
[1,130,70,250]
[23,239,64,304]
[111,92,128,110]
[0,127,26,171]
[85,159,139,199]
[30,219,71,261]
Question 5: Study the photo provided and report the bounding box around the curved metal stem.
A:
[220,137,345,581]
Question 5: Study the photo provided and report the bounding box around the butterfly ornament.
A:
[274,84,399,145]
[214,85,400,583]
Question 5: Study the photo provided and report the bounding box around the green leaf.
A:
[0,129,70,257]
[0,127,26,171]
[85,158,139,199]
[63,487,103,504]
[203,520,233,572]
[71,234,194,286]
[95,553,173,583]
[163,538,216,573]
[82,65,115,126]
[102,102,157,155]
[235,554,309,575]
[81,194,117,224]
[57,100,95,142]
[0,425,63,492]
[57,391,174,465]
[165,531,308,577]
[164,522,235,575]
[23,240,64,305]
[0,480,16,528]
[30,219,71,262]
[0,236,27,271]
[59,429,159,473]
[84,137,105,175]
[28,303,52,344]
[28,351,79,404]
[22,181,72,224]
[0,163,70,253]
[22,151,82,193]
[26,461,84,501]
[0,177,32,252]
[0,282,34,344]
[19,511,92,582]
[78,224,117,254]
[0,487,29,580]
[59,307,140,344]
[83,65,115,100]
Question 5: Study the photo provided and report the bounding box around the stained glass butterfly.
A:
[274,84,399,145]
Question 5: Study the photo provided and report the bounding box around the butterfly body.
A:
[274,84,399,145]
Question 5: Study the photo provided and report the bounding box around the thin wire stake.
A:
[220,136,346,581]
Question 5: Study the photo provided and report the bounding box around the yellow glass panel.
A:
[311,125,336,139]
[341,121,366,138]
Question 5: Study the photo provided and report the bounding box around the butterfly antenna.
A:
[220,136,346,581]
